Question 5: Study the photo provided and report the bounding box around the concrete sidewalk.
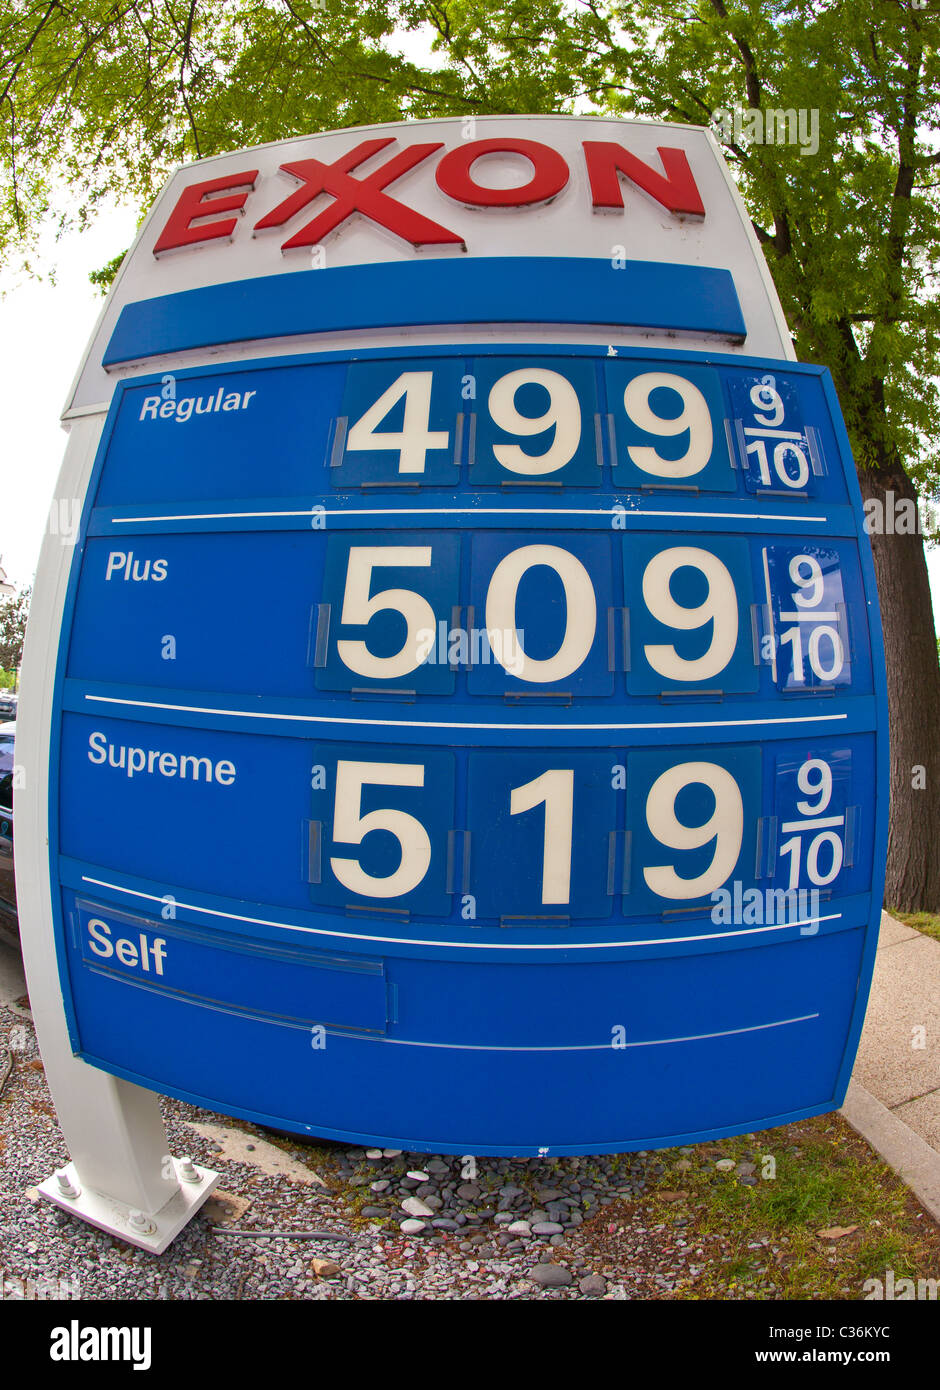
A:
[841,911,940,1221]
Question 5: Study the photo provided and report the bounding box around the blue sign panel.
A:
[45,342,887,1154]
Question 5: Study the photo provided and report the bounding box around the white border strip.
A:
[368,1012,821,1051]
[80,873,842,951]
[81,692,850,733]
[108,506,830,524]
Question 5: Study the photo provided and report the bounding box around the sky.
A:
[1,195,940,633]
[0,203,139,589]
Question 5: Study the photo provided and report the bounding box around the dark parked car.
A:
[0,691,16,719]
[0,721,16,944]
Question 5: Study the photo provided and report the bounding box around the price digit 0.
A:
[486,544,596,683]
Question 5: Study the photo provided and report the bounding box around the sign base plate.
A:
[37,1158,219,1255]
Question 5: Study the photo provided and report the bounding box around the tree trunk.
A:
[858,463,940,911]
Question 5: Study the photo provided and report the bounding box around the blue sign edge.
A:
[47,340,889,1149]
[102,257,748,366]
[820,370,890,1106]
[58,1044,863,1156]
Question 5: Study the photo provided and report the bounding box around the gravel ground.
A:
[7,990,926,1303]
[0,996,729,1301]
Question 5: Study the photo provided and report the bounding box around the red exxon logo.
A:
[153,136,706,258]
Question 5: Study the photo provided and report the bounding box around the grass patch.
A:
[641,1115,939,1298]
[889,910,940,944]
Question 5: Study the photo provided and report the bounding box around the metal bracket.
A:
[38,1156,218,1256]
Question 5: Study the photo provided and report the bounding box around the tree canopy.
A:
[0,585,30,675]
[2,2,938,486]
[3,0,940,906]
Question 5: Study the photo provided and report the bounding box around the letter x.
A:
[254,138,464,249]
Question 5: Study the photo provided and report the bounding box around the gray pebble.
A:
[528,1264,573,1288]
[579,1274,607,1297]
[402,1196,434,1218]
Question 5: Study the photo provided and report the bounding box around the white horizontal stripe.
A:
[367,1012,821,1051]
[779,610,839,622]
[743,428,804,440]
[80,874,841,951]
[82,692,849,733]
[108,507,829,524]
[781,815,845,832]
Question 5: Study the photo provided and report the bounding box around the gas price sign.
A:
[20,117,887,1158]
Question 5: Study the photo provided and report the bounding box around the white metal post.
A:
[15,415,217,1254]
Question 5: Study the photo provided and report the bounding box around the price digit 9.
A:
[623,372,713,479]
[642,547,738,682]
[796,758,833,816]
[749,381,785,427]
[643,762,744,900]
[789,554,825,608]
[488,368,581,476]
